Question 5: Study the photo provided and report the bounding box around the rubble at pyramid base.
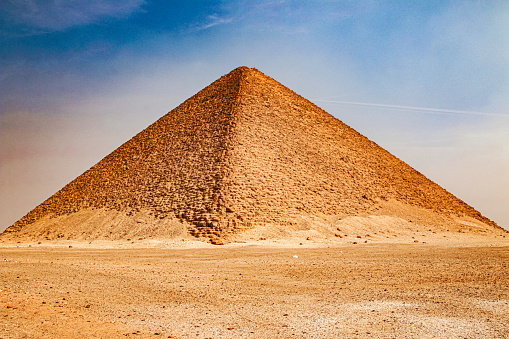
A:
[1,199,505,245]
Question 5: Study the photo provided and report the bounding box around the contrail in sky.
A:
[313,100,507,118]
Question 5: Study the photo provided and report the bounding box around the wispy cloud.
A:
[193,14,234,31]
[209,0,370,40]
[0,0,146,35]
[313,100,509,118]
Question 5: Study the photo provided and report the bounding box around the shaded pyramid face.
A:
[3,67,501,242]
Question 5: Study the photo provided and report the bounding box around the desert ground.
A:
[1,233,508,339]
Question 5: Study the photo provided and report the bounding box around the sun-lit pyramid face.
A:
[2,67,501,243]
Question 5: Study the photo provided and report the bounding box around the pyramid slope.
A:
[5,67,244,239]
[220,69,500,230]
[3,67,502,241]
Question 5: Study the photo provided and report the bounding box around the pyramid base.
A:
[3,201,504,246]
[0,208,189,242]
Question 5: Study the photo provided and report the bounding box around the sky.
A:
[1,0,508,231]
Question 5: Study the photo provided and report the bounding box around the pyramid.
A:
[2,67,502,243]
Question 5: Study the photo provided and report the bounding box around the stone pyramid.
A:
[3,66,502,243]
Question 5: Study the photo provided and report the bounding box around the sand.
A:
[1,234,508,338]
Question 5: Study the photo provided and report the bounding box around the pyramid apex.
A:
[233,65,254,71]
[230,66,261,75]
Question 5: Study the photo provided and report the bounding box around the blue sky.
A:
[1,0,508,231]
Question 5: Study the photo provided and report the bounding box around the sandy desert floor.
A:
[1,237,508,339]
